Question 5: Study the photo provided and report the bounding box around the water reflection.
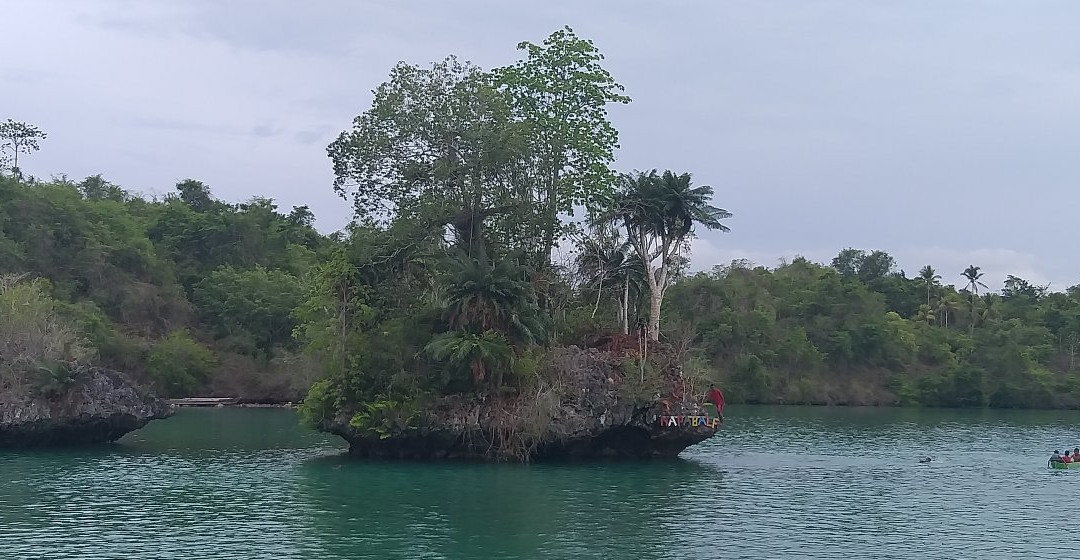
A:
[294,457,718,559]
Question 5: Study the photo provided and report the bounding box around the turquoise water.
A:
[2,406,1079,558]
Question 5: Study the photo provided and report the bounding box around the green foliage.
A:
[31,361,78,400]
[191,265,303,355]
[298,379,342,429]
[326,55,526,255]
[0,275,90,392]
[146,330,216,397]
[426,330,514,389]
[0,171,325,398]
[666,251,1080,408]
[615,355,664,402]
[439,251,546,346]
[495,26,631,265]
[347,397,422,439]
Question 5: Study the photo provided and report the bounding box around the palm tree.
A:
[440,250,546,346]
[961,265,989,335]
[576,228,628,319]
[614,169,732,340]
[425,330,513,386]
[918,265,941,308]
[979,292,1000,325]
[427,250,547,389]
[936,293,962,328]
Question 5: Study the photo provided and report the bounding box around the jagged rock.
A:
[327,346,720,461]
[0,365,173,448]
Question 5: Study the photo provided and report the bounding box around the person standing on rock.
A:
[706,384,725,422]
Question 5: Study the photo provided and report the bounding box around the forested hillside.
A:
[663,252,1080,408]
[0,173,326,400]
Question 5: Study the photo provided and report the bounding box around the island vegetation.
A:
[2,27,1080,426]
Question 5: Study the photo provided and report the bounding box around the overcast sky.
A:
[3,1,1078,290]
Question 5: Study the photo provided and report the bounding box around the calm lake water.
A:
[2,405,1079,558]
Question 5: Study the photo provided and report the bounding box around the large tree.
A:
[328,28,629,271]
[495,26,631,268]
[327,57,524,255]
[0,119,46,174]
[614,169,731,340]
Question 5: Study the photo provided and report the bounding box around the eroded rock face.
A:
[0,366,173,448]
[328,346,720,461]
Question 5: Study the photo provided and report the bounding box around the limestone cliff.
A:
[325,345,720,461]
[0,365,173,447]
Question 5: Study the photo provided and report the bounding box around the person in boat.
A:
[1065,450,1074,463]
[1050,450,1064,464]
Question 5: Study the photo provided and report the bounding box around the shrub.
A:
[146,330,215,397]
[298,379,341,429]
[0,274,90,392]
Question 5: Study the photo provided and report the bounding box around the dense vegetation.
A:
[3,28,1079,412]
[664,252,1080,408]
[0,173,325,399]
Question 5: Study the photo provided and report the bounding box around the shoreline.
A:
[165,398,294,409]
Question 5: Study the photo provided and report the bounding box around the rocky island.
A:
[309,343,720,462]
[0,275,172,448]
[0,365,173,448]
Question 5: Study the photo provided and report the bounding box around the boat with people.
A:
[1048,448,1080,469]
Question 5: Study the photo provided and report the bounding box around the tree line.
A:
[5,27,1076,413]
[661,250,1080,408]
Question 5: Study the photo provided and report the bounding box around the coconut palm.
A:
[936,294,962,328]
[918,265,941,307]
[961,265,989,335]
[979,292,1000,325]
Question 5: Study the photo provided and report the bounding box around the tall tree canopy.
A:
[496,25,631,267]
[327,28,629,268]
[327,56,524,255]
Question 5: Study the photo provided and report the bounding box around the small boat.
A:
[1049,461,1080,470]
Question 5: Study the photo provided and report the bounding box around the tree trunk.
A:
[539,164,561,270]
[969,290,976,336]
[648,288,662,341]
[643,259,666,340]
[619,274,630,334]
[592,270,603,319]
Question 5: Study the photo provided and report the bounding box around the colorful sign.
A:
[657,415,720,429]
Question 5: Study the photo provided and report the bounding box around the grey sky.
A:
[3,1,1078,290]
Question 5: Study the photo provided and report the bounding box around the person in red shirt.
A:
[706,384,725,422]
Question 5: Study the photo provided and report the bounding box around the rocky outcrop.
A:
[327,345,720,461]
[0,366,173,448]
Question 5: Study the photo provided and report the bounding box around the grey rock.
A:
[0,365,173,448]
[328,346,720,462]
